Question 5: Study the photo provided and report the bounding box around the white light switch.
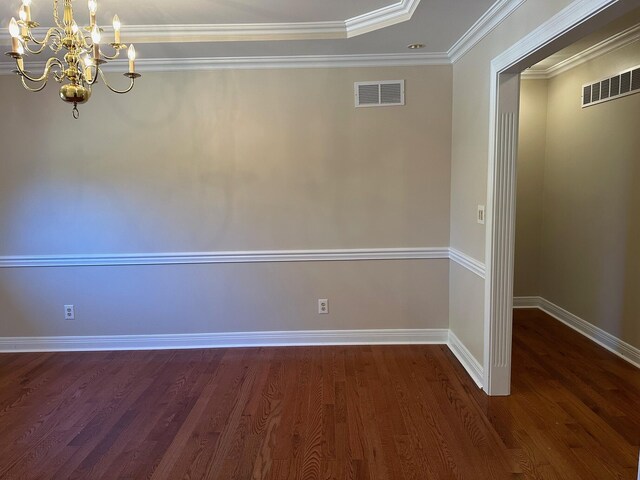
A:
[477,205,486,225]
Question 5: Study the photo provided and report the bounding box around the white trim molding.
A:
[449,248,486,278]
[448,0,526,63]
[0,0,421,44]
[0,52,449,76]
[0,247,491,270]
[345,0,421,37]
[522,23,640,79]
[448,331,484,388]
[512,296,542,308]
[0,328,488,390]
[0,328,448,353]
[513,297,640,369]
[0,247,450,268]
[490,0,624,72]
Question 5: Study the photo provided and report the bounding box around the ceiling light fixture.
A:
[6,0,141,119]
[407,43,425,50]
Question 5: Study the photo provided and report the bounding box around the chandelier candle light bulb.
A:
[18,7,29,36]
[83,55,93,82]
[91,24,100,58]
[9,18,20,52]
[88,0,97,26]
[16,42,24,70]
[113,15,120,43]
[21,0,32,22]
[128,44,135,73]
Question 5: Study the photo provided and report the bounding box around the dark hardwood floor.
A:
[1,309,638,479]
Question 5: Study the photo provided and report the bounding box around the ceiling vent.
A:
[582,65,640,108]
[355,80,405,108]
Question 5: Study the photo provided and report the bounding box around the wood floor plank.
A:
[1,310,639,479]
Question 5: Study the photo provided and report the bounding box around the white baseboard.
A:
[447,331,484,388]
[0,328,449,353]
[514,296,640,369]
[512,296,542,308]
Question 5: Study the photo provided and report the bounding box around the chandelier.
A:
[6,0,141,118]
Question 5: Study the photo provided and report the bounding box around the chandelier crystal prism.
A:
[6,0,141,118]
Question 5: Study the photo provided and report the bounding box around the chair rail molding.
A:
[0,247,491,270]
[0,247,452,268]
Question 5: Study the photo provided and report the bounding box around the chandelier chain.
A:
[52,0,63,29]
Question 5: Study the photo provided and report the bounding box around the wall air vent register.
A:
[355,80,405,108]
[582,65,640,107]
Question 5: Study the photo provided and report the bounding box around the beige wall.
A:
[516,42,640,349]
[514,79,548,296]
[0,66,452,254]
[0,260,450,337]
[0,66,452,337]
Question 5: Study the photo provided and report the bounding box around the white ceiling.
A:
[14,0,398,25]
[1,0,496,62]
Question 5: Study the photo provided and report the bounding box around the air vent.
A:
[355,80,405,108]
[582,65,640,108]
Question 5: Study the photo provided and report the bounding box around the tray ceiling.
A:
[0,0,497,66]
[2,0,398,25]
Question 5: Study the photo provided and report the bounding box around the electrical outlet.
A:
[64,305,75,320]
[477,205,486,225]
[318,299,329,314]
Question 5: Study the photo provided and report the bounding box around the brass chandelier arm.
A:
[98,68,135,94]
[21,76,48,92]
[79,33,92,50]
[100,47,122,61]
[17,56,64,84]
[24,27,63,54]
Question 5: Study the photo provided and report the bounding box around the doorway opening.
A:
[514,8,640,364]
[483,0,639,396]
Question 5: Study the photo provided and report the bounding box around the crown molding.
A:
[135,52,449,71]
[96,22,346,43]
[522,23,640,79]
[0,52,450,75]
[0,22,346,44]
[519,69,550,80]
[346,0,421,37]
[448,0,526,63]
[0,0,420,44]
